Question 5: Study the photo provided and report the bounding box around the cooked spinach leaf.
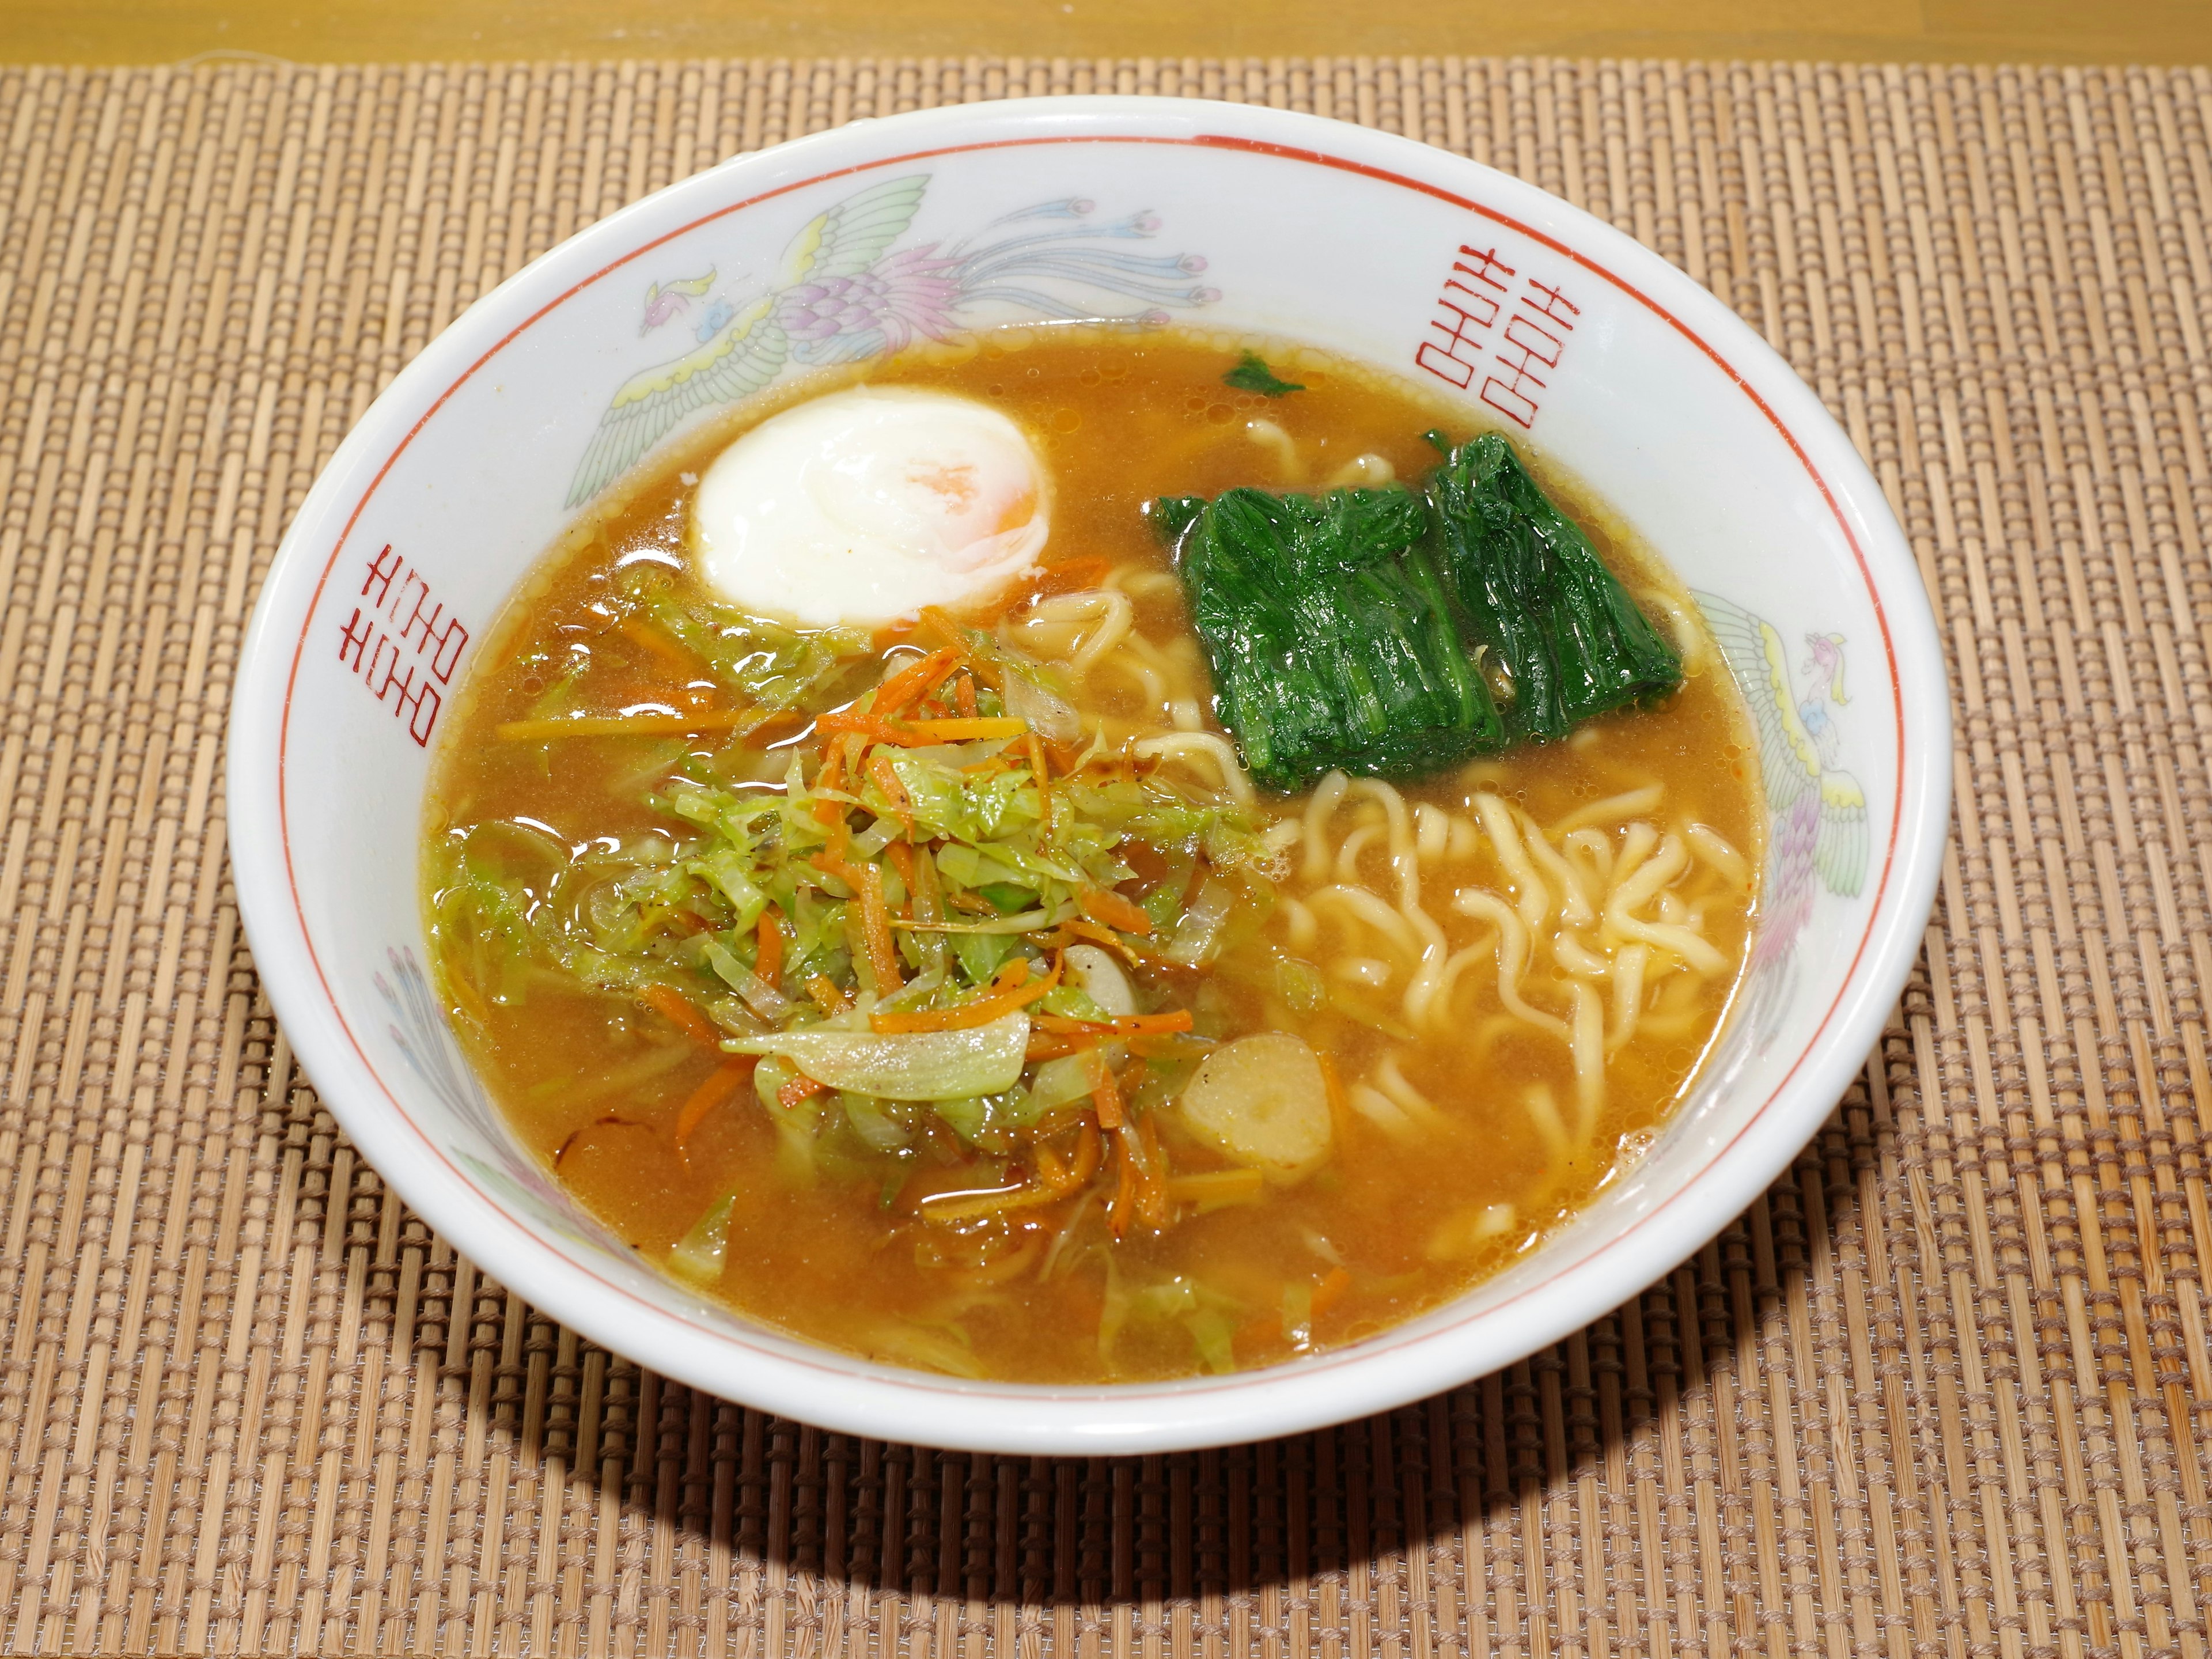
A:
[1158,484,1502,791]
[1155,431,1683,789]
[1427,431,1683,743]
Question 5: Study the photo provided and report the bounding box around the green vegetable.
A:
[1027,1050,1110,1115]
[950,928,1022,987]
[1280,1278,1315,1347]
[1099,1271,1248,1375]
[842,1092,913,1150]
[1273,955,1327,1014]
[1153,431,1683,786]
[1164,876,1238,967]
[1223,351,1305,397]
[1427,431,1683,741]
[669,1192,737,1283]
[1185,1306,1238,1374]
[974,882,1036,915]
[719,1012,1031,1101]
[1158,484,1501,791]
[639,577,869,713]
[933,1087,1035,1147]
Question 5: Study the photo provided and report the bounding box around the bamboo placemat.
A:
[0,52,2206,1658]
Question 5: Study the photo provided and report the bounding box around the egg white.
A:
[691,386,1050,627]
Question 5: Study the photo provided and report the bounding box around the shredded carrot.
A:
[954,672,979,718]
[867,952,1061,1033]
[447,975,493,1028]
[916,1182,1066,1224]
[616,616,699,676]
[1061,918,1140,962]
[1060,916,1191,974]
[1167,1168,1267,1207]
[1027,1030,1103,1061]
[813,711,907,747]
[1128,1032,1210,1058]
[673,1058,753,1154]
[1076,885,1156,936]
[1108,1130,1139,1240]
[882,838,916,893]
[816,712,1028,747]
[1032,1010,1194,1037]
[806,975,851,1016]
[1069,1120,1104,1188]
[1309,1266,1354,1320]
[1103,1119,1167,1236]
[807,851,898,989]
[1316,1050,1351,1139]
[497,709,777,741]
[918,606,995,684]
[638,984,718,1046]
[754,908,784,988]
[811,744,850,827]
[868,752,916,839]
[778,1072,828,1110]
[1033,1143,1069,1190]
[869,646,963,718]
[906,714,1030,744]
[855,862,903,993]
[1026,731,1056,847]
[1135,1113,1171,1225]
[1089,1059,1126,1131]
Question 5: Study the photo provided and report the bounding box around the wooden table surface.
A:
[5,0,2210,66]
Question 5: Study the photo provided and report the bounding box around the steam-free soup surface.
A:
[426,329,1759,1383]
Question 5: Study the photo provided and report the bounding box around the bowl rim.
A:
[228,94,1951,1454]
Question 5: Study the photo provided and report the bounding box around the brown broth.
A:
[425,327,1760,1383]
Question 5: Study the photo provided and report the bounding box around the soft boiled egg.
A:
[691,386,1050,627]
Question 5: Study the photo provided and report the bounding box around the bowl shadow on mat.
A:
[332,1025,1909,1601]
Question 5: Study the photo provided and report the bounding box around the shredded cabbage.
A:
[425,574,1297,1261]
[669,1193,736,1284]
[721,1013,1030,1100]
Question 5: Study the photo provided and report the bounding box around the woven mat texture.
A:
[1,52,2209,1659]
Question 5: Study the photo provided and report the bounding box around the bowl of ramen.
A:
[229,97,1948,1452]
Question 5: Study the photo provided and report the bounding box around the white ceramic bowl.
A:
[228,97,1948,1454]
